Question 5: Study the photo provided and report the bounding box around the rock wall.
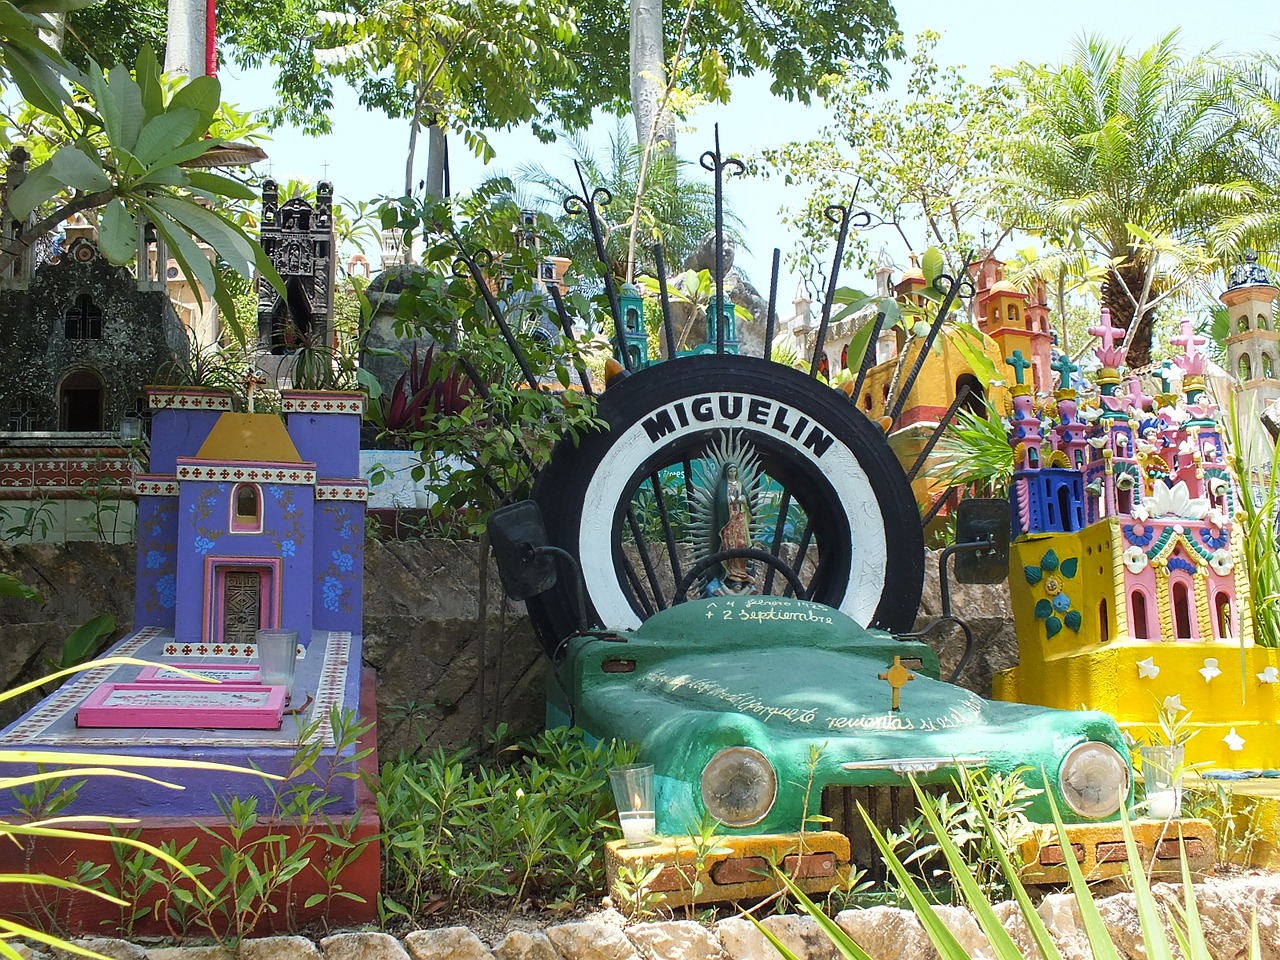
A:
[43,874,1280,960]
[0,543,1010,757]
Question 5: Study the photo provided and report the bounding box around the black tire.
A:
[527,354,924,652]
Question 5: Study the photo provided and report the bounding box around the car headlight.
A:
[701,746,777,827]
[1059,741,1129,818]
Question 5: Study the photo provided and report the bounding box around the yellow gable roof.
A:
[194,413,303,463]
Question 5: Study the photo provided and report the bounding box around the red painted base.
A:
[0,669,381,936]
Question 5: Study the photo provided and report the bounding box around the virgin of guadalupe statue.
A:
[687,430,762,597]
[718,463,753,589]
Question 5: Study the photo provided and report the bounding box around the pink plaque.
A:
[76,682,286,730]
[136,664,261,684]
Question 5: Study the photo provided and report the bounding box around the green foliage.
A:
[315,0,580,194]
[377,727,638,920]
[757,777,1255,960]
[882,767,1039,903]
[759,32,1016,280]
[928,397,1016,499]
[110,707,374,942]
[1,49,282,341]
[568,0,899,133]
[2,658,270,948]
[372,187,603,536]
[998,31,1261,365]
[0,570,39,601]
[1183,781,1264,866]
[1225,394,1280,648]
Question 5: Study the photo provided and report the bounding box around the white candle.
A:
[1146,789,1180,819]
[620,814,656,846]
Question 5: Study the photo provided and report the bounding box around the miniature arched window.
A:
[1171,579,1194,640]
[1239,354,1253,381]
[863,392,873,412]
[1117,484,1132,516]
[1214,591,1233,640]
[64,293,103,340]
[624,305,641,333]
[1264,353,1275,379]
[840,344,849,371]
[58,368,104,431]
[1260,312,1270,332]
[1239,315,1251,332]
[1130,590,1150,640]
[231,483,262,534]
[1008,305,1021,325]
[816,355,831,382]
[1099,598,1109,643]
[955,374,985,416]
[882,384,891,407]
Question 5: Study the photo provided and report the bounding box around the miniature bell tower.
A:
[1221,251,1280,409]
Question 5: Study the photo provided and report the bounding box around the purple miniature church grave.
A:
[0,387,369,818]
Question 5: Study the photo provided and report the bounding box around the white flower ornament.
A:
[1162,694,1184,712]
[1130,502,1150,523]
[1224,728,1246,751]
[1123,545,1149,573]
[1137,657,1160,680]
[1258,667,1279,684]
[1209,549,1233,575]
[1200,658,1222,682]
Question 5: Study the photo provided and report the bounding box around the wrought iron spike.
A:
[652,244,678,359]
[888,250,976,424]
[547,283,594,397]
[449,232,541,391]
[699,124,745,354]
[906,384,972,483]
[764,247,781,361]
[566,161,629,370]
[850,310,887,404]
[811,184,873,378]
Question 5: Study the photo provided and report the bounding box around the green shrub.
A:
[377,727,638,921]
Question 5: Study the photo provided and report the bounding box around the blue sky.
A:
[219,1,1276,298]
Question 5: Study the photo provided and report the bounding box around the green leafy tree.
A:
[997,31,1260,369]
[585,0,899,155]
[759,31,1016,284]
[2,47,281,338]
[315,0,580,199]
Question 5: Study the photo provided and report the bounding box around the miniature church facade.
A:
[995,313,1280,769]
[134,387,367,655]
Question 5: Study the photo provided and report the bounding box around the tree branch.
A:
[0,188,113,273]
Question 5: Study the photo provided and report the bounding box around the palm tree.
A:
[519,123,739,281]
[1000,32,1260,368]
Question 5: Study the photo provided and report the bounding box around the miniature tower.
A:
[618,281,649,368]
[1221,251,1280,409]
[975,255,1053,393]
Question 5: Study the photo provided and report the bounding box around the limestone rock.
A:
[713,917,772,960]
[835,907,933,960]
[320,933,410,960]
[933,905,991,959]
[240,937,325,960]
[545,922,637,960]
[627,921,723,960]
[405,928,495,960]
[491,931,562,960]
[147,948,229,960]
[56,940,147,960]
[760,915,837,960]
